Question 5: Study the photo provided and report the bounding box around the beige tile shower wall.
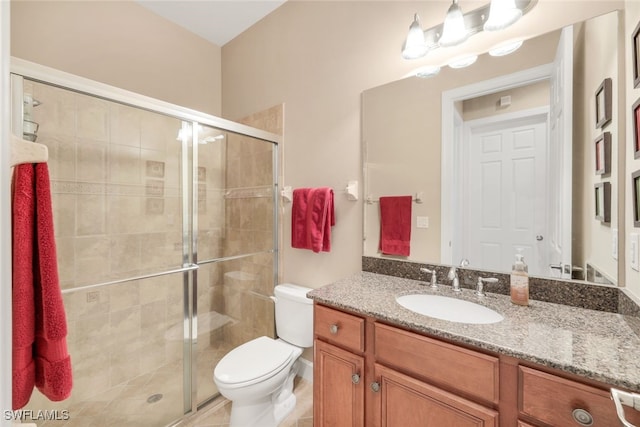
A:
[29,80,184,288]
[216,107,281,347]
[24,80,187,410]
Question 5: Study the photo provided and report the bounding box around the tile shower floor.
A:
[34,343,234,427]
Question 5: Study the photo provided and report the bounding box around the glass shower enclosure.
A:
[10,59,280,426]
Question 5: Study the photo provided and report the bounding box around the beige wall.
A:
[625,0,640,297]
[462,80,550,122]
[11,0,222,115]
[222,0,621,289]
[573,11,621,283]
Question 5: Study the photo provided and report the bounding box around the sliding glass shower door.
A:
[195,125,277,406]
[11,66,279,426]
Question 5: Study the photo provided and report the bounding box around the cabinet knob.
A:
[572,408,594,426]
[329,324,339,335]
[370,382,381,393]
[351,374,360,385]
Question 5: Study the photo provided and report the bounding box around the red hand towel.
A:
[291,187,335,253]
[33,163,72,402]
[12,164,37,410]
[379,196,412,257]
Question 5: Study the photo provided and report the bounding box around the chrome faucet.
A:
[475,277,498,297]
[447,259,469,293]
[420,267,438,289]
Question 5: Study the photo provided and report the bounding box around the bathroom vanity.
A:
[309,272,640,426]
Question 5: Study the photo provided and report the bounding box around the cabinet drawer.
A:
[519,366,640,426]
[374,322,499,405]
[314,304,365,353]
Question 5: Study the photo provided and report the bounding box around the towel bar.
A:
[366,192,424,205]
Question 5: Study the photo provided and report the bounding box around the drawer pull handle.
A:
[572,408,594,426]
[329,324,339,335]
[351,374,360,384]
[371,382,381,393]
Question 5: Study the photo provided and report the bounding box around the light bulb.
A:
[439,0,469,48]
[484,0,522,31]
[402,13,429,59]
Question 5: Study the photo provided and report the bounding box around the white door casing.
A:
[441,64,553,266]
[547,25,574,279]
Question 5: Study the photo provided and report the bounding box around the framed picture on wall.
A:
[634,97,640,159]
[594,132,611,175]
[595,78,612,129]
[634,170,640,227]
[633,20,640,88]
[594,182,611,223]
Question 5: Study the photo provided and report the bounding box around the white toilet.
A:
[213,283,313,427]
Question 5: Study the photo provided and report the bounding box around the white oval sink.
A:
[396,294,504,324]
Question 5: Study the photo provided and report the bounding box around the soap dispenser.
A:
[510,249,529,306]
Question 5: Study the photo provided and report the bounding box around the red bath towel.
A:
[12,164,36,410]
[291,187,335,253]
[379,196,412,256]
[12,163,72,410]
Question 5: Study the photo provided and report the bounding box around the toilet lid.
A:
[214,336,295,386]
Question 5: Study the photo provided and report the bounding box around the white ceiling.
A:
[136,0,287,46]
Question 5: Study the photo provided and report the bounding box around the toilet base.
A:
[227,392,297,427]
[228,395,275,427]
[228,368,299,427]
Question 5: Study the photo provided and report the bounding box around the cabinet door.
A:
[373,363,498,427]
[314,339,365,427]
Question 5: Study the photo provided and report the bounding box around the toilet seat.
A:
[214,336,295,388]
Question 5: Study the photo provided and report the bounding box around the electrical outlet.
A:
[417,216,429,229]
[612,228,618,260]
[631,234,639,272]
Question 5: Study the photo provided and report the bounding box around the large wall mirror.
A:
[363,10,622,285]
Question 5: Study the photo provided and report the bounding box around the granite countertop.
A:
[308,271,640,392]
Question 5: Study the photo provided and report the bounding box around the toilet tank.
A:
[274,284,314,348]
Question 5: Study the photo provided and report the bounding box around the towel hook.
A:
[281,186,293,203]
[345,180,358,201]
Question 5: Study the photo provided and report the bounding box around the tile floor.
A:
[178,377,313,427]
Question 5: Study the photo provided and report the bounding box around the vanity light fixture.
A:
[402,13,429,59]
[488,39,524,56]
[484,0,523,31]
[402,0,536,60]
[439,0,469,48]
[448,54,478,69]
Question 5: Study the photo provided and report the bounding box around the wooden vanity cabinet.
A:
[313,304,366,426]
[518,365,640,427]
[372,363,498,427]
[313,303,497,427]
[313,303,639,427]
[314,339,365,426]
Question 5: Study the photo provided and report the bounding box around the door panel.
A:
[314,340,365,427]
[374,364,497,427]
[465,114,548,275]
